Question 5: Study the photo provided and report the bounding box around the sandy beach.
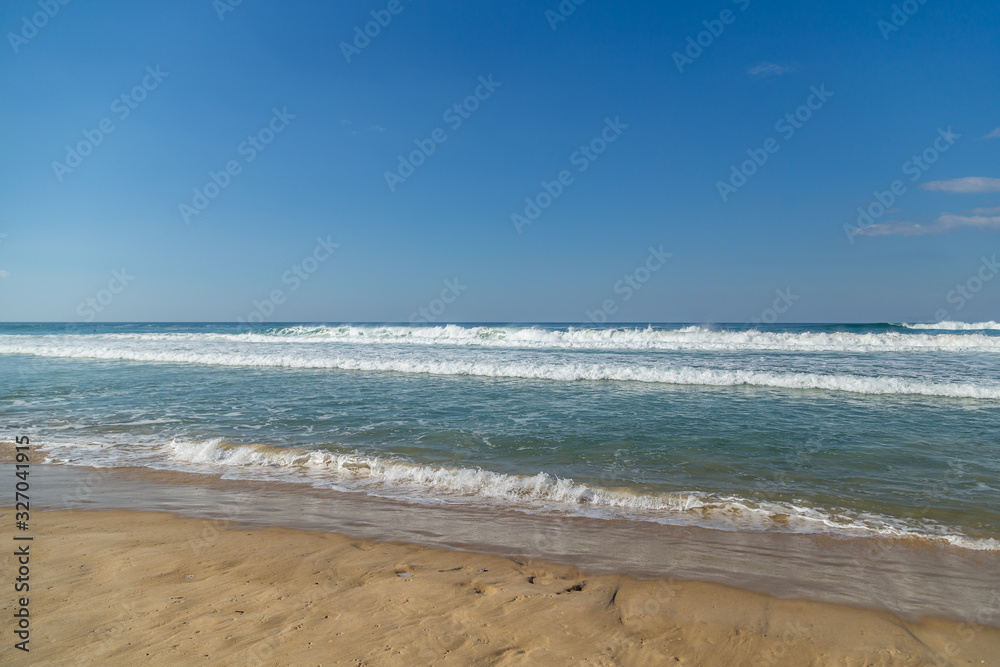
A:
[5,0,999,662]
[3,505,998,666]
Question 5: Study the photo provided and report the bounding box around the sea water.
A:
[2,321,999,550]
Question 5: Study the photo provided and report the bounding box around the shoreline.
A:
[6,507,1000,665]
[8,458,1000,626]
[3,444,1000,663]
[35,432,1000,553]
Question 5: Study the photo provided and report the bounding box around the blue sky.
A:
[1,0,998,323]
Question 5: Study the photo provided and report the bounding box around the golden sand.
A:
[4,508,998,666]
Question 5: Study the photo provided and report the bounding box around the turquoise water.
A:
[2,322,999,548]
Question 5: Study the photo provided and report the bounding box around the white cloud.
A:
[971,206,1000,215]
[933,213,1000,231]
[921,177,1000,193]
[981,128,1000,139]
[747,62,795,78]
[855,213,1000,237]
[0,270,9,277]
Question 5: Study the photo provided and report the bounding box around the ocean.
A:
[3,321,1000,552]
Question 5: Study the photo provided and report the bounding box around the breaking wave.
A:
[40,437,1000,551]
[901,321,1000,331]
[2,336,999,398]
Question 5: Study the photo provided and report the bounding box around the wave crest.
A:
[902,321,1000,331]
[3,340,999,398]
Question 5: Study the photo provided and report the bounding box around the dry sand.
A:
[3,508,998,666]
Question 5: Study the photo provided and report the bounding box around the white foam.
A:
[2,336,998,398]
[41,437,1000,551]
[902,321,1000,331]
[7,324,1000,353]
[257,324,1000,352]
